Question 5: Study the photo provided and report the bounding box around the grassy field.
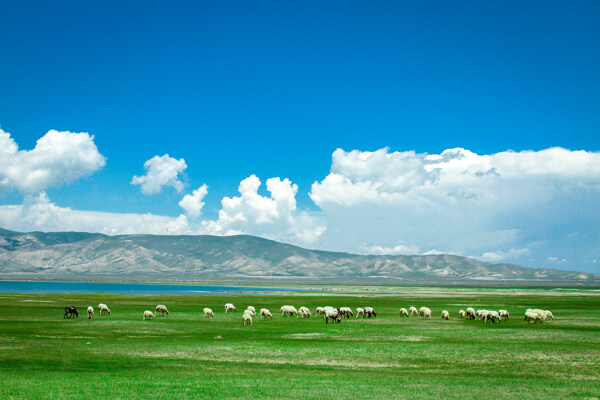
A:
[0,287,599,399]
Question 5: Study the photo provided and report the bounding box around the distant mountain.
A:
[0,228,598,284]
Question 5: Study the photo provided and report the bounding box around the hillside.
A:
[0,229,598,284]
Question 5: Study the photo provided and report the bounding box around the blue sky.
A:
[1,2,599,273]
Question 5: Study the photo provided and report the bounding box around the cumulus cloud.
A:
[131,154,187,195]
[200,175,326,246]
[0,128,105,195]
[311,147,600,266]
[0,193,191,235]
[179,185,208,218]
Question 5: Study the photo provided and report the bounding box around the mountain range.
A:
[0,228,598,284]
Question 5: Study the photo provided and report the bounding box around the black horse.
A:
[64,306,79,318]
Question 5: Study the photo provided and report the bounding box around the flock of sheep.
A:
[63,303,555,325]
[64,304,169,320]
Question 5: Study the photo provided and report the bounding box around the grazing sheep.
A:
[64,306,78,318]
[143,310,154,320]
[466,307,476,320]
[243,313,253,326]
[155,304,169,316]
[325,307,341,324]
[499,310,510,320]
[87,306,94,319]
[356,308,365,318]
[524,311,543,324]
[244,308,256,317]
[364,307,376,318]
[339,307,353,318]
[225,303,236,313]
[530,309,554,321]
[98,303,111,316]
[399,308,409,317]
[280,305,298,317]
[203,308,214,317]
[483,311,500,323]
[441,310,449,320]
[316,307,326,317]
[298,306,311,318]
[409,306,418,316]
[476,310,485,320]
[260,308,273,320]
[458,310,466,319]
[526,308,553,321]
[246,306,256,314]
[419,307,431,319]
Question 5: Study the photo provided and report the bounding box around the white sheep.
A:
[409,306,418,316]
[260,308,273,320]
[203,307,214,317]
[325,307,341,324]
[441,310,449,320]
[483,311,500,323]
[244,307,256,317]
[339,307,353,318]
[356,308,365,318]
[143,310,154,320]
[524,311,543,324]
[419,307,431,319]
[526,308,552,321]
[458,310,466,319]
[364,306,376,318]
[156,304,169,316]
[280,305,298,317]
[466,307,476,320]
[298,306,311,318]
[399,308,409,317]
[529,309,554,321]
[499,310,510,320]
[225,303,236,313]
[87,306,94,319]
[316,307,326,317]
[243,312,253,326]
[98,303,111,316]
[246,306,256,314]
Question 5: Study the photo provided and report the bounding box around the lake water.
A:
[0,280,319,295]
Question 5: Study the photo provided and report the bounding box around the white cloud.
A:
[131,154,187,195]
[478,248,530,262]
[423,249,445,256]
[547,256,566,262]
[0,193,191,235]
[359,242,420,255]
[199,175,326,246]
[0,128,105,195]
[179,185,208,218]
[310,147,600,265]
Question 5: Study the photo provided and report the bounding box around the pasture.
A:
[0,286,599,399]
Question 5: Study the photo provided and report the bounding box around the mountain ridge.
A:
[0,228,598,284]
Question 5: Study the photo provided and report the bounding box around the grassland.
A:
[0,287,599,399]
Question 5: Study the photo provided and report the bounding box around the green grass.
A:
[0,288,599,399]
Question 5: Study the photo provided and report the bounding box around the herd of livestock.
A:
[63,303,555,325]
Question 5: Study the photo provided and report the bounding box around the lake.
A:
[0,280,319,295]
